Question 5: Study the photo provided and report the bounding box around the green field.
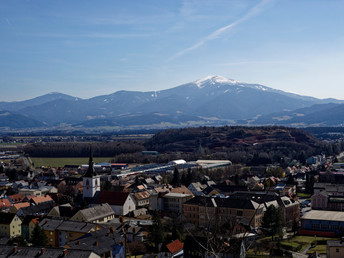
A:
[31,157,113,168]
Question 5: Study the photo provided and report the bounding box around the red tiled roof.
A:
[0,198,11,209]
[166,239,183,254]
[97,191,130,206]
[13,202,30,210]
[9,193,24,203]
[31,195,53,205]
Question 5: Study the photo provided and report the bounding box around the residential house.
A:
[8,193,25,203]
[9,202,30,214]
[163,192,193,214]
[96,191,136,216]
[132,190,150,208]
[230,191,300,228]
[0,213,22,238]
[21,215,40,241]
[158,239,184,258]
[30,195,54,206]
[48,203,79,220]
[18,188,42,197]
[183,196,264,229]
[0,246,100,258]
[202,186,219,196]
[71,203,115,223]
[57,220,100,246]
[312,191,329,210]
[64,227,125,258]
[39,218,63,247]
[188,182,207,196]
[327,240,344,258]
[17,201,54,217]
[0,198,12,212]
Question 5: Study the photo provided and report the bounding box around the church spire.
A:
[84,144,96,177]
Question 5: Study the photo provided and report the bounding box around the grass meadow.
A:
[31,157,113,168]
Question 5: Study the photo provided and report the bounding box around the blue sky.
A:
[1,0,344,101]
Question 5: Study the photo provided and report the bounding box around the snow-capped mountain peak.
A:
[194,75,238,88]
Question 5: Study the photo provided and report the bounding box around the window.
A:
[49,232,53,235]
[336,248,339,252]
[237,210,243,216]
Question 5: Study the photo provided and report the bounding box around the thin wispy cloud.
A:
[5,18,11,26]
[168,0,272,61]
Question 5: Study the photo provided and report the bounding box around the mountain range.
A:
[1,75,343,130]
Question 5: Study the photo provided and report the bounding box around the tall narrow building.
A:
[83,145,100,199]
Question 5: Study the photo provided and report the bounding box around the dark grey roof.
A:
[20,202,54,216]
[328,240,344,247]
[57,220,96,233]
[67,228,123,255]
[0,246,99,258]
[39,218,63,231]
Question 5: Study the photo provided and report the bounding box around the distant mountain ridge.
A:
[1,76,343,130]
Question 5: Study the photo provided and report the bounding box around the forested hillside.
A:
[24,126,344,166]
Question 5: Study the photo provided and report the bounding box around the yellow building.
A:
[0,213,22,237]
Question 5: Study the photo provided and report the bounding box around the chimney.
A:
[41,248,46,255]
[94,241,98,246]
[76,240,80,245]
[109,226,114,233]
[62,249,68,257]
[13,245,18,253]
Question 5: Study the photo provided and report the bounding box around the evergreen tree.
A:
[171,167,181,187]
[292,219,299,236]
[8,235,28,246]
[31,224,48,246]
[186,168,193,186]
[149,210,164,251]
[305,174,315,194]
[261,205,282,240]
[181,172,187,186]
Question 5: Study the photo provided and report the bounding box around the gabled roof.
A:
[170,185,193,195]
[13,202,30,210]
[57,220,96,233]
[77,203,114,222]
[0,198,12,209]
[0,213,17,224]
[166,239,183,254]
[20,202,54,216]
[31,195,54,205]
[96,191,130,206]
[133,190,150,201]
[8,193,24,203]
[66,228,122,255]
[0,246,100,258]
[39,218,63,231]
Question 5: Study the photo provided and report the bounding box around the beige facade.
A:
[328,241,344,258]
[0,213,22,238]
[183,197,264,229]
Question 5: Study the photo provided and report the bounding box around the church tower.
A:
[83,145,100,199]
